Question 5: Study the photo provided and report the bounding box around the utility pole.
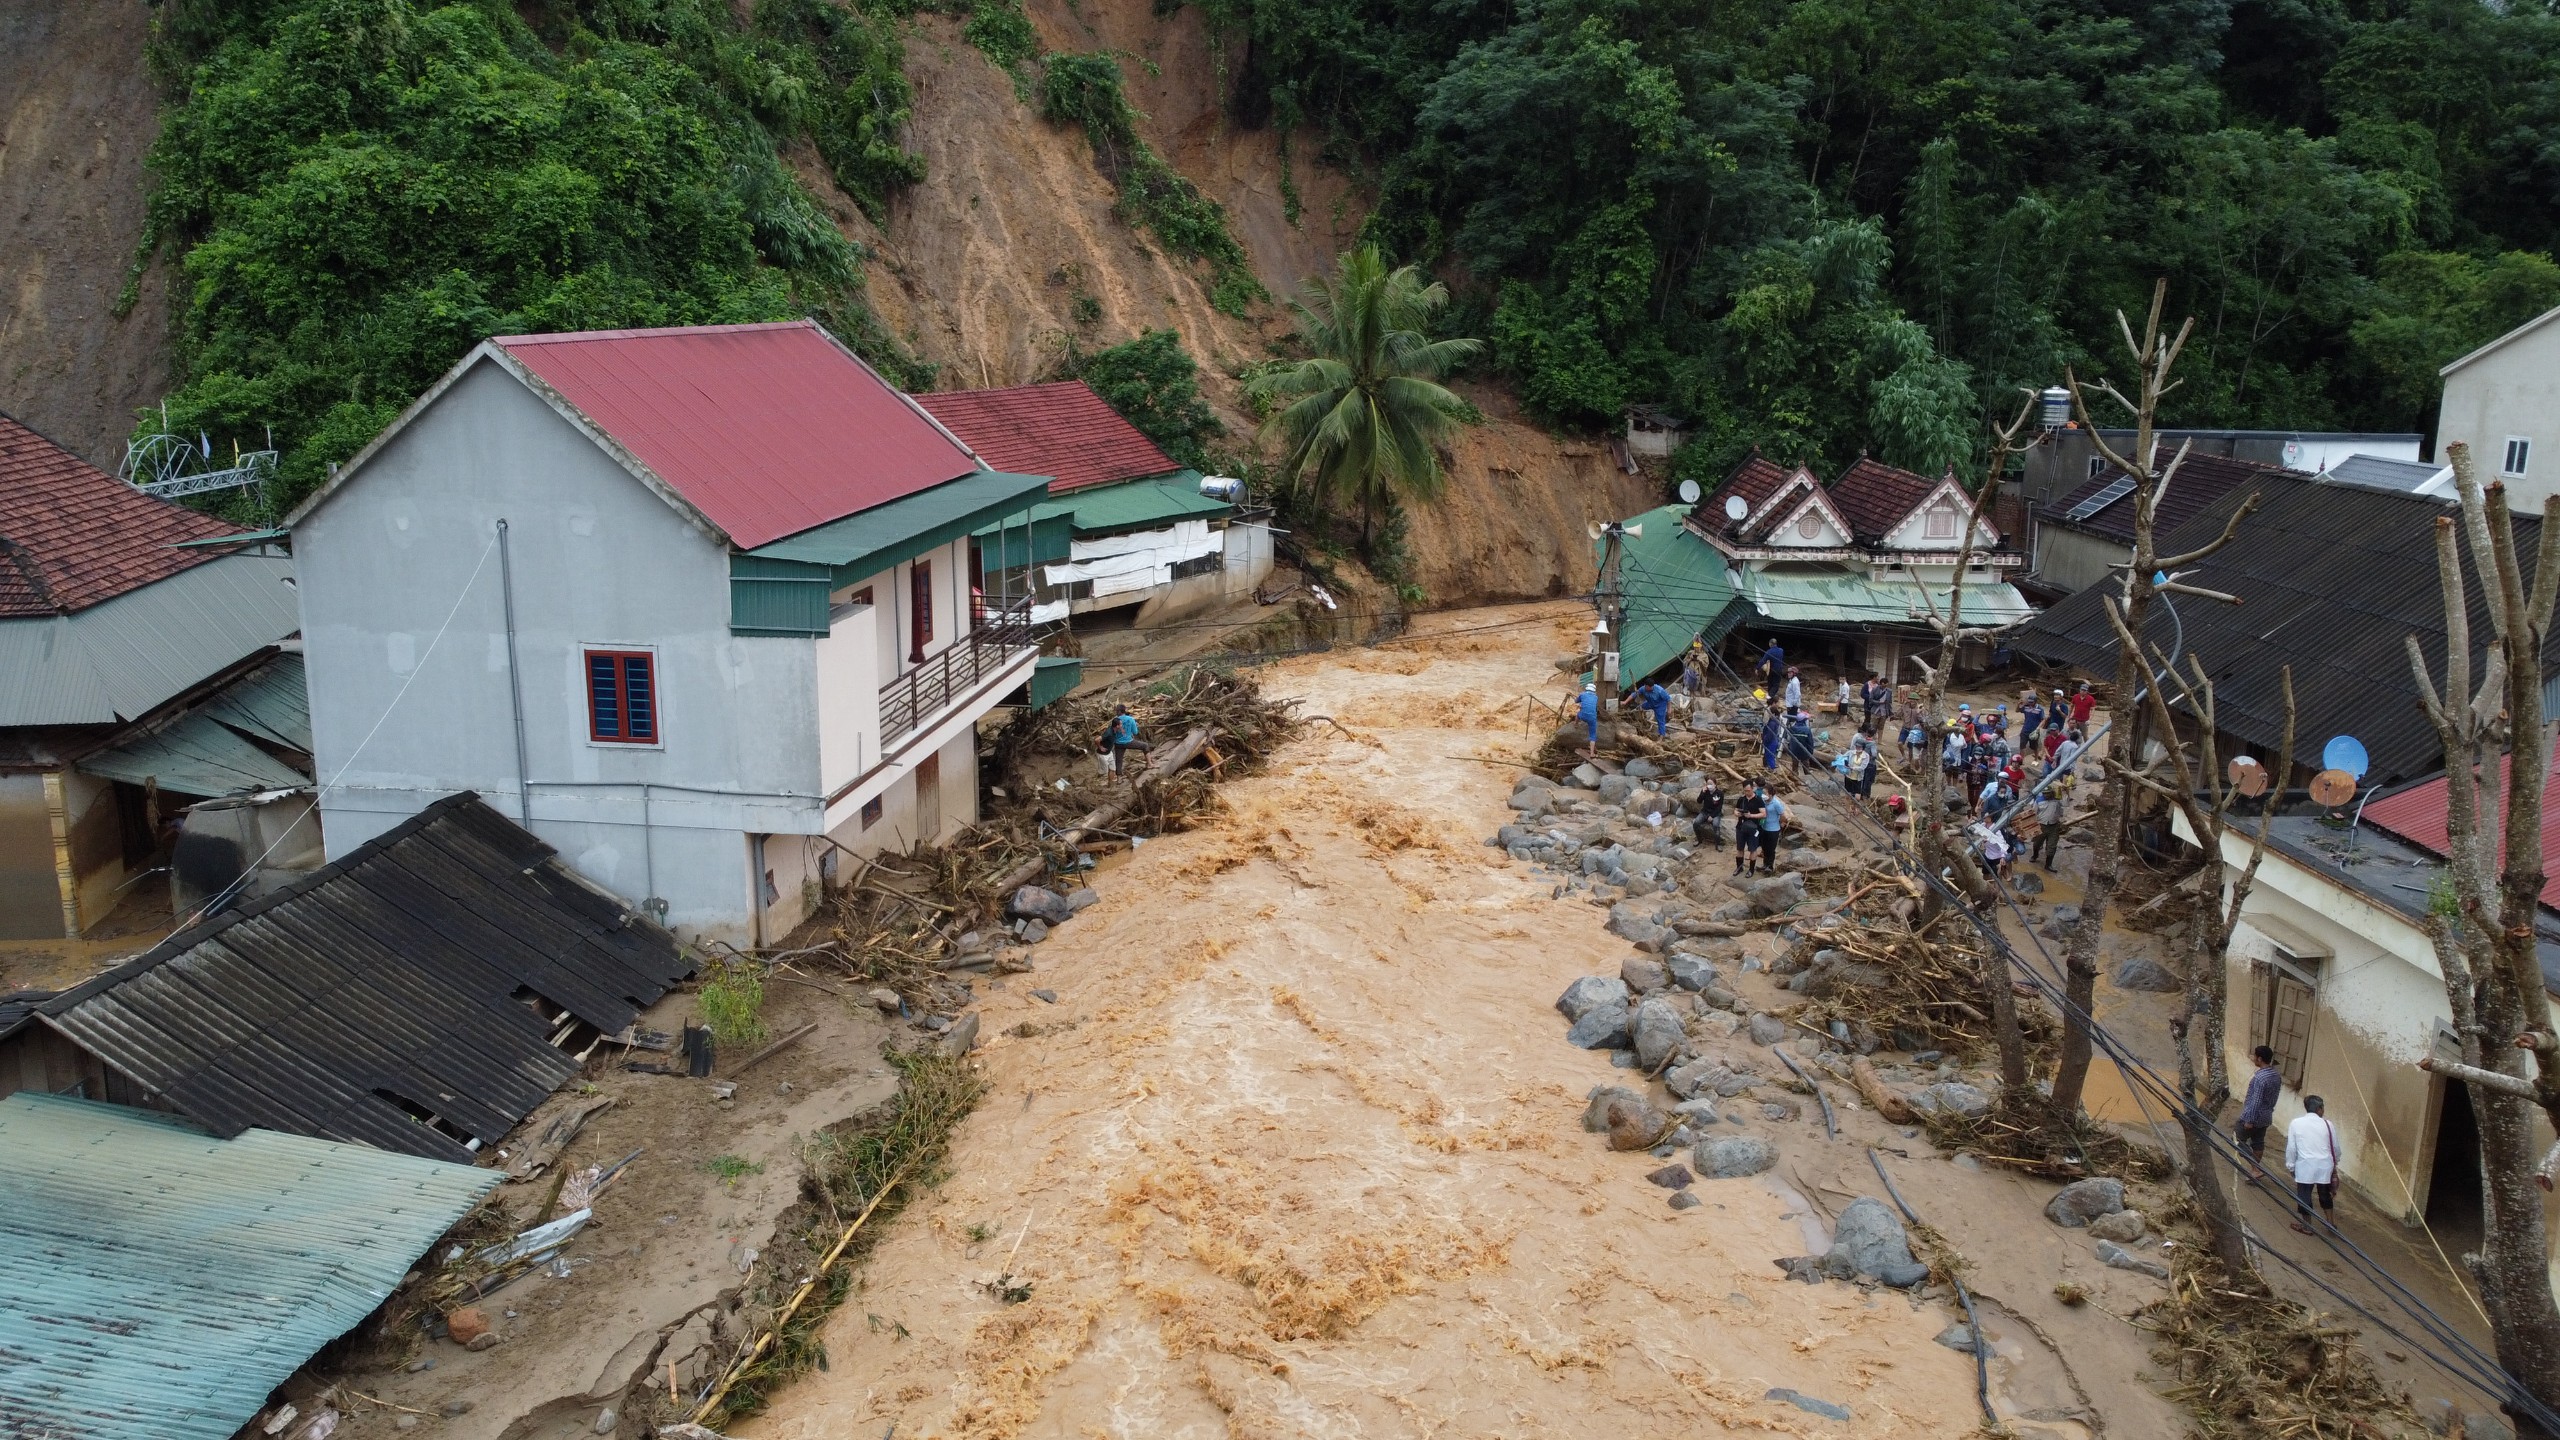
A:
[1594,522,1626,725]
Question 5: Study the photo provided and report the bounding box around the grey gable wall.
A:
[294,357,821,939]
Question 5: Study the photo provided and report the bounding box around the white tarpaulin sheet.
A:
[1042,521,1220,598]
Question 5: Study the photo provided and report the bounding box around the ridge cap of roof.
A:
[491,319,817,347]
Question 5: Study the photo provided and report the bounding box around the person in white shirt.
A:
[2284,1095,2341,1232]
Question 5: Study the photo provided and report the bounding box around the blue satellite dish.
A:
[2323,736,2369,779]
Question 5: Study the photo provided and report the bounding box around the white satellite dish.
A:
[1724,494,1750,521]
[1678,479,1702,504]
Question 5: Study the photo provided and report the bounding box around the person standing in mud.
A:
[2237,1044,2282,1176]
[1756,789,1787,875]
[1760,639,1786,694]
[1784,706,1818,778]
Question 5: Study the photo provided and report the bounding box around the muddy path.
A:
[739,604,2075,1438]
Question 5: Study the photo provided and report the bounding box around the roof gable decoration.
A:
[1740,466,1824,533]
[1878,477,1999,551]
[1749,476,1855,550]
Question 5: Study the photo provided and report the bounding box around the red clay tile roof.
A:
[494,321,978,550]
[1828,457,1942,544]
[0,413,242,617]
[2044,448,2285,544]
[2362,741,2560,911]
[1689,454,1793,535]
[914,382,1179,495]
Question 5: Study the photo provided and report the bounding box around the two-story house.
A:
[1685,454,2032,680]
[2438,304,2560,511]
[288,321,1052,947]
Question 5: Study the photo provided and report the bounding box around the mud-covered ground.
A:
[738,605,2196,1439]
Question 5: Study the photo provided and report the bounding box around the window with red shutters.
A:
[585,650,659,744]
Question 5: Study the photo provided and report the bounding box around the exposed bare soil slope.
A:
[739,606,1995,1439]
[0,0,169,467]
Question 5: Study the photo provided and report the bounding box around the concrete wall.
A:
[1132,520,1275,626]
[2204,827,2559,1293]
[0,773,62,939]
[2440,315,2560,511]
[296,358,823,944]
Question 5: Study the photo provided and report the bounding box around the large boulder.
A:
[2095,1238,2170,1280]
[1742,871,1807,916]
[1666,953,1719,991]
[1607,902,1673,951]
[1555,976,1629,1020]
[2046,1177,2128,1228]
[1819,1197,1931,1288]
[1688,1007,1743,1043]
[1631,999,1687,1070]
[1695,1133,1778,1178]
[1665,1057,1732,1100]
[1567,1001,1632,1049]
[1621,955,1670,993]
[1597,773,1640,804]
[2088,1209,2149,1243]
[2112,955,2185,993]
[1585,1088,1672,1150]
[1007,886,1075,924]
[1581,1085,1649,1131]
[1747,1012,1789,1046]
[1624,757,1664,780]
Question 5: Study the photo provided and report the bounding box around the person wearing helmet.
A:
[1577,682,1600,750]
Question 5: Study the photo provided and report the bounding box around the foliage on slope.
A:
[133,0,931,516]
[1183,0,2560,480]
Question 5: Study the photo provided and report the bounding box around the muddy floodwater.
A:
[742,605,2004,1438]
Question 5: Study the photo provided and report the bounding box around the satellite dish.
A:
[2228,755,2269,797]
[1679,479,1703,504]
[2310,769,2358,806]
[1724,494,1750,521]
[2322,736,2369,779]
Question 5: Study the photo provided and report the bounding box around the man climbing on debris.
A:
[1760,639,1786,694]
[1734,785,1766,875]
[1760,707,1785,773]
[2286,1095,2341,1232]
[1634,679,1673,737]
[2237,1044,2282,1176]
[1105,706,1146,782]
[1577,682,1601,753]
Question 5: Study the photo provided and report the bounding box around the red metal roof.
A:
[914,382,1178,495]
[0,412,242,617]
[2361,742,2560,910]
[1828,457,1942,544]
[494,322,978,549]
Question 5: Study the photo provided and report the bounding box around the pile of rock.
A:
[2045,1176,2170,1280]
[1005,883,1100,946]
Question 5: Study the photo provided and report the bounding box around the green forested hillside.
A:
[1210,0,2560,480]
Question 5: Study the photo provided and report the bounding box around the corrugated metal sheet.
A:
[2040,450,2284,544]
[974,511,1076,570]
[0,1091,496,1440]
[197,653,309,751]
[745,468,1051,584]
[2012,474,2559,786]
[728,555,834,638]
[917,382,1180,494]
[497,322,980,549]
[77,709,309,796]
[2360,740,2560,910]
[32,794,691,1162]
[1738,569,2033,628]
[0,552,300,726]
[1030,655,1082,709]
[1610,505,1737,680]
[1049,472,1228,536]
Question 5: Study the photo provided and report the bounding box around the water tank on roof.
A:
[1200,475,1247,503]
[2039,386,2072,430]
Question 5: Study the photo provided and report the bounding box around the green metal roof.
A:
[78,709,310,796]
[1609,505,1738,681]
[1044,471,1230,536]
[0,552,300,727]
[1737,568,2033,629]
[733,469,1053,636]
[0,1092,498,1440]
[976,510,1076,570]
[198,653,311,752]
[1030,655,1082,709]
[748,468,1052,575]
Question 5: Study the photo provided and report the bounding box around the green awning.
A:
[1048,471,1230,536]
[1608,505,1738,681]
[974,511,1076,570]
[749,469,1053,576]
[79,710,310,796]
[734,469,1053,636]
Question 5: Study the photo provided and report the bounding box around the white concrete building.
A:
[2439,305,2560,510]
[2183,797,2558,1292]
[288,322,1049,947]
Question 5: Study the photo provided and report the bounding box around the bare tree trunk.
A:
[2404,446,2560,1438]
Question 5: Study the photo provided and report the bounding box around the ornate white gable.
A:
[1879,476,1997,551]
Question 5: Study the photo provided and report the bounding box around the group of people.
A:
[2237,1046,2347,1234]
[1688,778,1789,875]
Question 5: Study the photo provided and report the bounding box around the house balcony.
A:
[879,600,1039,747]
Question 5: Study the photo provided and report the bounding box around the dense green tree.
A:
[1059,329,1226,472]
[1248,245,1482,542]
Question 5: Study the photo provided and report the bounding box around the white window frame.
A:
[1924,504,1959,540]
[2502,436,2531,479]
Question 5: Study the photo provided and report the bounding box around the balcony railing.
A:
[880,601,1037,746]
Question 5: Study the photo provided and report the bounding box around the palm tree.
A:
[1250,245,1481,545]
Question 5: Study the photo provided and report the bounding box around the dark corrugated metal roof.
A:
[2041,448,2287,543]
[32,794,690,1162]
[2013,474,2560,786]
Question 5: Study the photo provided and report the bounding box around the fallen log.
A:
[1851,1057,1918,1123]
[989,726,1216,895]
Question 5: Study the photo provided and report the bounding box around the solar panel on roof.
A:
[2064,475,2136,522]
